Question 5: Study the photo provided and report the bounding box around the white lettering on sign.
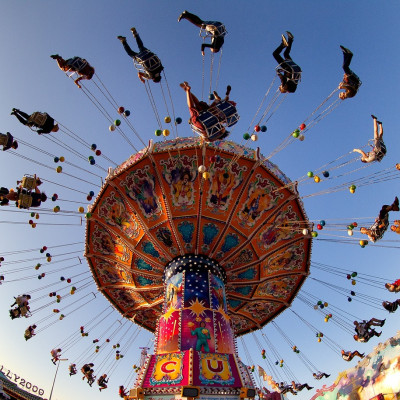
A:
[0,364,45,397]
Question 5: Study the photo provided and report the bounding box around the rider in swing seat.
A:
[117,28,164,83]
[273,31,302,93]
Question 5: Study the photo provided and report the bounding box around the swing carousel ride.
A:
[1,4,400,400]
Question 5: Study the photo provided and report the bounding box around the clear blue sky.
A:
[0,2,400,400]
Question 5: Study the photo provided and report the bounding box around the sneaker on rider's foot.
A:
[178,11,187,22]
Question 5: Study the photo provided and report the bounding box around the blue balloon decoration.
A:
[322,171,329,178]
[260,125,267,132]
[175,117,182,124]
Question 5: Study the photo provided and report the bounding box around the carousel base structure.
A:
[127,349,256,400]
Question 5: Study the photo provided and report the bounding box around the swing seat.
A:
[21,174,37,190]
[277,60,302,84]
[369,139,387,162]
[370,217,389,241]
[200,22,228,38]
[0,132,13,148]
[375,142,387,162]
[191,111,228,142]
[17,193,33,209]
[67,57,88,73]
[28,112,47,127]
[213,100,239,127]
[347,72,362,89]
[19,305,30,317]
[134,50,163,74]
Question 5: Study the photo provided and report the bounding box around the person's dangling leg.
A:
[273,42,286,65]
[378,120,383,140]
[372,115,379,140]
[341,46,353,74]
[178,11,204,27]
[131,28,145,52]
[12,110,30,125]
[283,32,293,60]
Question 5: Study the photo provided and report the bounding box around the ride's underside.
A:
[85,137,312,336]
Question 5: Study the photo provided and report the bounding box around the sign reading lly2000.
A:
[0,365,45,396]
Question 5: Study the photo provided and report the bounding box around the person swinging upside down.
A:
[353,318,384,342]
[11,109,59,134]
[50,55,95,88]
[272,31,301,93]
[360,197,399,242]
[178,11,226,55]
[97,374,108,391]
[341,350,364,361]
[0,132,18,151]
[382,299,400,313]
[313,372,330,380]
[117,28,163,83]
[353,115,386,163]
[338,46,361,99]
[0,185,47,208]
[180,81,230,142]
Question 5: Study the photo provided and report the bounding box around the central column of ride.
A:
[158,254,234,355]
[136,254,253,398]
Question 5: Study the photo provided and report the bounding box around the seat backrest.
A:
[214,101,239,127]
[135,50,162,73]
[21,176,37,190]
[17,193,33,209]
[67,57,88,72]
[203,22,228,37]
[28,112,47,127]
[191,111,227,142]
